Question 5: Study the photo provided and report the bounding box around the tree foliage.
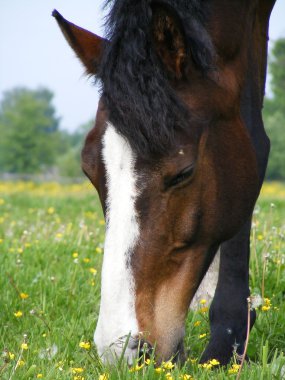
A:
[0,88,60,173]
[263,38,285,180]
[56,121,93,178]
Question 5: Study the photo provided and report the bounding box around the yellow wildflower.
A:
[0,198,5,205]
[9,352,15,360]
[257,234,264,240]
[72,252,79,258]
[199,333,207,339]
[17,248,23,254]
[264,298,271,306]
[79,341,91,350]
[21,343,28,350]
[37,374,43,378]
[0,238,3,244]
[20,292,29,299]
[74,376,84,380]
[14,310,23,318]
[200,299,207,305]
[83,258,90,263]
[56,233,63,239]
[155,367,163,373]
[16,360,25,368]
[47,207,55,214]
[96,247,103,254]
[194,320,201,327]
[72,367,84,374]
[262,305,270,311]
[199,362,212,370]
[180,375,193,380]
[99,374,109,380]
[89,268,97,275]
[163,361,175,370]
[129,364,144,372]
[228,364,240,374]
[165,373,174,380]
[200,307,208,313]
[209,359,220,366]
[99,220,105,225]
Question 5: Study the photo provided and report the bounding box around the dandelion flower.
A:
[72,367,84,374]
[228,364,240,374]
[96,247,103,254]
[194,320,201,327]
[200,299,207,305]
[16,360,25,368]
[209,358,220,366]
[20,292,29,299]
[99,374,109,380]
[9,352,15,360]
[129,364,144,372]
[262,305,270,311]
[199,362,212,370]
[163,361,175,370]
[37,374,43,378]
[89,268,97,275]
[83,258,90,263]
[47,207,55,214]
[79,341,91,350]
[21,343,28,350]
[199,333,207,339]
[72,252,79,258]
[14,310,23,318]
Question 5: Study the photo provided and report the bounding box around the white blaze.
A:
[190,249,220,309]
[94,123,140,363]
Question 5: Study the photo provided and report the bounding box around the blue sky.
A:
[1,1,285,132]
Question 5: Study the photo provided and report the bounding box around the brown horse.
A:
[53,0,276,365]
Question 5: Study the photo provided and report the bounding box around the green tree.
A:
[56,120,93,178]
[263,38,285,180]
[0,87,60,173]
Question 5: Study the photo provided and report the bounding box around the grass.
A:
[0,181,284,380]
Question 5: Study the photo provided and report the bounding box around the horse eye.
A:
[165,165,195,189]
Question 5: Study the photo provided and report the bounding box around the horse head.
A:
[53,0,262,364]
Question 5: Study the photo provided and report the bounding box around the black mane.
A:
[98,0,215,157]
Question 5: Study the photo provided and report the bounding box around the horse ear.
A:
[151,4,187,80]
[52,9,106,75]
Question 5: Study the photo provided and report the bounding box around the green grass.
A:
[0,181,284,379]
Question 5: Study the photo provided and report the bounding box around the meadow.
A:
[0,181,284,380]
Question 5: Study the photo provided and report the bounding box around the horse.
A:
[53,0,276,365]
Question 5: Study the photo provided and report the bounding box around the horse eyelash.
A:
[165,165,195,189]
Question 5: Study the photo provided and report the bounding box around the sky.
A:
[1,1,285,132]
